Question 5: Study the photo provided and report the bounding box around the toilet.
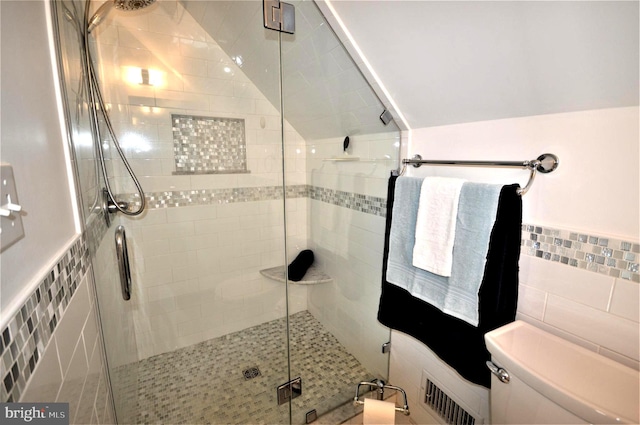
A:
[485,321,639,424]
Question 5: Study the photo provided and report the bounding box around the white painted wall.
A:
[322,1,638,129]
[1,2,112,418]
[0,1,78,322]
[392,107,639,424]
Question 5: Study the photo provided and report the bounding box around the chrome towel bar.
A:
[398,153,559,195]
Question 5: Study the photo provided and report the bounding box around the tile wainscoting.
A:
[4,187,636,405]
[1,236,90,403]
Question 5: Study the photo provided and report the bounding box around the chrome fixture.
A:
[398,153,559,196]
[88,0,156,33]
[380,109,394,126]
[83,1,147,223]
[263,0,295,34]
[277,377,302,405]
[486,360,510,383]
[354,380,410,416]
[115,225,132,301]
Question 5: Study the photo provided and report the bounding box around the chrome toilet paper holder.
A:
[353,380,410,416]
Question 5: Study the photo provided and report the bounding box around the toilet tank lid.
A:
[485,321,639,425]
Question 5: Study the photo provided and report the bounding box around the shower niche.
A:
[52,0,399,423]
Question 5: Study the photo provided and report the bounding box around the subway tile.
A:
[19,338,63,403]
[81,308,100,365]
[56,339,89,417]
[515,313,600,354]
[519,255,614,311]
[166,204,217,222]
[516,284,546,321]
[73,340,102,425]
[140,221,195,242]
[138,267,175,288]
[142,298,177,317]
[544,295,640,360]
[53,283,91,376]
[609,278,640,322]
[155,90,209,110]
[139,175,192,192]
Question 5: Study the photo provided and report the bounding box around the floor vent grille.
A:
[424,379,476,425]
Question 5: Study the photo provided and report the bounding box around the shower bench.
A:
[259,265,332,285]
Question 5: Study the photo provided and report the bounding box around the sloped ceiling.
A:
[322,0,639,129]
[182,0,638,133]
[181,0,398,140]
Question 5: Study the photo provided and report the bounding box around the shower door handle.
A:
[115,225,132,301]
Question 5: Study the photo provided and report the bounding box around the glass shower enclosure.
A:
[52,0,400,423]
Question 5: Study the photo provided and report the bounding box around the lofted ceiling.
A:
[321,0,639,129]
[181,0,639,134]
[182,0,399,141]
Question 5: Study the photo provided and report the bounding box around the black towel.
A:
[377,175,522,388]
[288,250,314,281]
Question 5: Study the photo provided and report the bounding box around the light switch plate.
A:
[1,164,25,252]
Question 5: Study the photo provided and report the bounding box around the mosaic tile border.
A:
[1,235,90,403]
[308,186,387,217]
[521,224,640,282]
[122,184,388,217]
[86,210,109,258]
[122,184,308,209]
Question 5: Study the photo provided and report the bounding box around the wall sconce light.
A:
[123,66,163,87]
[140,68,150,85]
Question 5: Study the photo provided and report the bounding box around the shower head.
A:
[87,0,156,33]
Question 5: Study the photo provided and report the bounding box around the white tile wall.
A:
[305,132,400,379]
[122,198,308,359]
[92,0,307,194]
[88,0,310,359]
[389,107,639,423]
[20,271,114,425]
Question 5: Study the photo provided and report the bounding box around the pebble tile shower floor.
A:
[135,311,375,424]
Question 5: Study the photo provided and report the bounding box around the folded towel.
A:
[378,175,522,388]
[386,177,502,326]
[288,250,314,281]
[413,177,465,276]
[412,182,502,325]
[385,176,427,295]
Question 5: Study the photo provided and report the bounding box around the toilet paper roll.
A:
[363,398,396,425]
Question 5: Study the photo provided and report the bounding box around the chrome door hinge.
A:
[382,341,391,354]
[277,377,302,405]
[263,0,295,34]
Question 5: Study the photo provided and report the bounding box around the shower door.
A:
[280,2,400,422]
[53,0,396,423]
[54,0,292,422]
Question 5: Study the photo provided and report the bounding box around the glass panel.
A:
[54,0,291,423]
[52,1,140,422]
[281,1,400,423]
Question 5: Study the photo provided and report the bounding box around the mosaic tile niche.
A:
[172,114,249,175]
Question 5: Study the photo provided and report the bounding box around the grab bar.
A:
[115,225,132,301]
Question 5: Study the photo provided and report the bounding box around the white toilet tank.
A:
[485,321,639,424]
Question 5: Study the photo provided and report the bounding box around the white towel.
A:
[412,177,465,276]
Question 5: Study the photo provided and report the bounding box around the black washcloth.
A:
[288,250,314,281]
